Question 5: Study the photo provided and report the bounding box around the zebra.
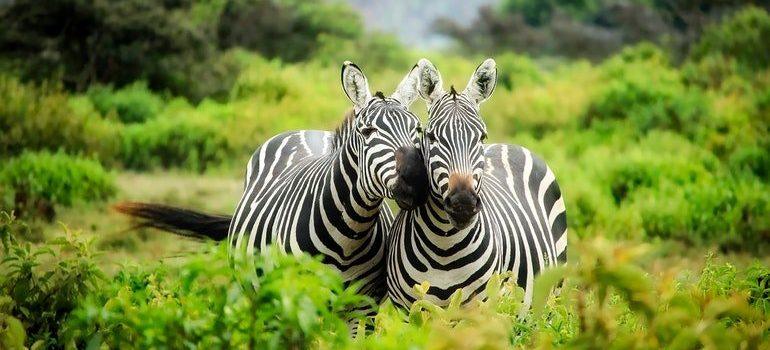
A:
[386,58,568,309]
[117,61,429,302]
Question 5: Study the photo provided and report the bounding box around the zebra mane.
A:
[449,85,458,100]
[333,108,356,149]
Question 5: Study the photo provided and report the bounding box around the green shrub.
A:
[2,209,768,349]
[0,212,105,348]
[229,55,294,102]
[119,114,233,172]
[88,82,164,123]
[0,75,120,159]
[583,52,710,138]
[729,144,770,181]
[681,53,744,90]
[217,0,362,62]
[314,32,413,72]
[64,246,370,349]
[0,152,115,220]
[689,6,770,74]
[494,52,544,90]
[159,49,245,103]
[628,173,770,249]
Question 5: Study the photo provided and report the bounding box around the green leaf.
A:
[531,266,568,319]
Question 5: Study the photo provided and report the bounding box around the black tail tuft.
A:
[114,202,231,241]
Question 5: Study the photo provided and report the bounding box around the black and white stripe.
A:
[386,59,567,308]
[228,62,426,300]
[115,62,428,304]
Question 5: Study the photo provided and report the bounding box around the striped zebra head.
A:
[341,61,429,209]
[416,58,497,229]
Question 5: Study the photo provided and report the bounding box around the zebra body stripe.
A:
[229,97,423,300]
[387,144,567,307]
[386,61,568,309]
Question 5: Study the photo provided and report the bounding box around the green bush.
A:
[314,32,413,72]
[64,246,370,349]
[494,52,544,90]
[61,238,770,350]
[583,51,710,138]
[0,75,119,159]
[0,212,105,348]
[0,152,115,219]
[88,82,164,123]
[218,0,363,62]
[159,49,246,103]
[119,114,233,172]
[681,53,744,90]
[689,6,770,74]
[729,145,770,181]
[229,55,294,102]
[1,210,768,349]
[611,170,770,249]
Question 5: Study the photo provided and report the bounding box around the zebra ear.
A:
[341,61,372,108]
[391,64,420,107]
[463,58,497,104]
[416,58,444,105]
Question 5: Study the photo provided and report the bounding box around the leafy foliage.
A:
[0,74,119,159]
[64,248,371,349]
[0,0,377,101]
[583,46,709,138]
[87,82,164,124]
[689,6,770,74]
[218,0,362,62]
[0,0,213,98]
[119,112,233,172]
[0,152,115,220]
[436,0,770,61]
[0,212,105,348]
[1,211,769,349]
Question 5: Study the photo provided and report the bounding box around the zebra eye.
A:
[480,132,488,142]
[416,125,423,134]
[360,126,378,138]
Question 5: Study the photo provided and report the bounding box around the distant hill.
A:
[345,0,497,49]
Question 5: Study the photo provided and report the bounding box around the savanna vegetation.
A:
[1,0,769,348]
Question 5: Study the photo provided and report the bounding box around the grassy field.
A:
[42,172,242,273]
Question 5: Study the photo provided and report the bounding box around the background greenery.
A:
[0,0,769,348]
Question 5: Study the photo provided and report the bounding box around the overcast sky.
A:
[346,0,497,49]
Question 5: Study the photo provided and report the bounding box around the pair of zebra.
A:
[117,58,567,311]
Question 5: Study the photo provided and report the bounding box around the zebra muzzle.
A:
[444,173,482,229]
[392,146,429,210]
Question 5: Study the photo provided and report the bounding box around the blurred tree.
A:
[0,0,367,100]
[0,0,210,95]
[218,0,362,62]
[689,5,770,73]
[436,0,770,61]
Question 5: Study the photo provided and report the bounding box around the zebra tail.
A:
[113,202,231,241]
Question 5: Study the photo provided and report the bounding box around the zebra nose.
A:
[444,190,481,215]
[393,146,429,208]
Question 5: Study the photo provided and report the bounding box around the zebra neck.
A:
[321,136,383,239]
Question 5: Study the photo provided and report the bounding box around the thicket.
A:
[0,75,119,159]
[474,7,770,250]
[87,82,164,124]
[0,152,115,221]
[0,0,405,101]
[0,212,105,348]
[436,0,770,61]
[1,212,768,349]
